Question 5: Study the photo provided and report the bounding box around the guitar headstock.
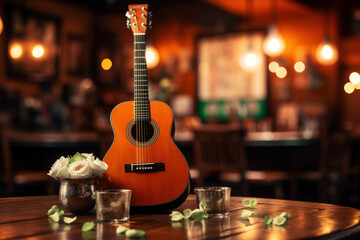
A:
[126,4,152,34]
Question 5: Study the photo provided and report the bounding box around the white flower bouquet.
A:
[48,152,108,179]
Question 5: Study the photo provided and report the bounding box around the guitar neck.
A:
[134,34,150,122]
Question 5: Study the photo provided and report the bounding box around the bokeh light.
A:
[10,43,23,59]
[268,61,279,73]
[349,72,360,85]
[276,67,287,78]
[294,61,305,73]
[344,82,355,94]
[32,45,45,58]
[101,58,112,70]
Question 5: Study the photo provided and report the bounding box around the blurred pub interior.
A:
[0,0,360,208]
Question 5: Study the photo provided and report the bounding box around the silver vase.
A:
[59,177,101,214]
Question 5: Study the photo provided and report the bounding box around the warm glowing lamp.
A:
[240,50,261,72]
[263,24,285,57]
[268,61,279,73]
[10,43,23,59]
[315,38,338,66]
[276,66,287,78]
[0,16,3,35]
[146,45,159,69]
[349,72,360,85]
[344,82,355,94]
[32,45,45,58]
[294,61,305,73]
[101,58,112,70]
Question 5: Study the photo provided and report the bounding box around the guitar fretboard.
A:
[134,34,150,122]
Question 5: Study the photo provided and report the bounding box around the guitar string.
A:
[135,34,148,168]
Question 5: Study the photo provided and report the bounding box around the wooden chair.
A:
[192,124,247,195]
[1,129,100,196]
[192,124,289,198]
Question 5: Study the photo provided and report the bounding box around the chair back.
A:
[193,124,247,183]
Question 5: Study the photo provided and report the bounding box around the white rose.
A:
[47,156,70,179]
[87,157,108,177]
[68,159,92,179]
[81,153,95,161]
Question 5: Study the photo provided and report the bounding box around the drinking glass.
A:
[95,189,132,223]
[194,187,231,218]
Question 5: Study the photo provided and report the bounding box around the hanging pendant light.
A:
[239,0,261,72]
[240,38,261,72]
[263,24,285,57]
[263,0,285,57]
[315,36,338,66]
[316,7,338,66]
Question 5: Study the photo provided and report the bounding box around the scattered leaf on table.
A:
[49,212,60,222]
[273,216,287,226]
[241,210,254,220]
[116,225,129,235]
[242,199,250,207]
[280,212,291,219]
[64,216,77,224]
[250,198,257,208]
[82,222,95,232]
[265,216,273,225]
[183,209,192,219]
[170,211,184,221]
[47,205,62,216]
[191,209,207,220]
[125,229,146,238]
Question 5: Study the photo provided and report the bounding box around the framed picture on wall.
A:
[197,32,267,122]
[5,5,60,83]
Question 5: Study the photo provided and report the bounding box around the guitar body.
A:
[102,100,190,211]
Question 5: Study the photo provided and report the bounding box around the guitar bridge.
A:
[125,163,165,173]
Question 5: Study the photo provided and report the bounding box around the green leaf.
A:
[183,209,192,219]
[82,222,95,232]
[125,229,146,238]
[64,216,77,224]
[240,210,254,220]
[49,212,60,222]
[116,225,129,235]
[242,198,257,208]
[67,152,86,168]
[250,198,258,208]
[273,216,287,226]
[242,199,250,207]
[280,212,291,219]
[265,216,273,225]
[190,209,207,220]
[47,205,62,216]
[170,211,184,221]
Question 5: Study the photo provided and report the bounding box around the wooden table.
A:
[1,195,360,239]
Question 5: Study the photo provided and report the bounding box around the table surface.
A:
[1,195,360,240]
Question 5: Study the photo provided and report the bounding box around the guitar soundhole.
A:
[131,121,155,143]
[126,119,159,147]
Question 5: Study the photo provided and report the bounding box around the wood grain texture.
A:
[1,195,360,239]
[102,101,190,207]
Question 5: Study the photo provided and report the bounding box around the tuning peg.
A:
[125,11,130,19]
[148,20,152,28]
[126,19,131,29]
[148,12,153,17]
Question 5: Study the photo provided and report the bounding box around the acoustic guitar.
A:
[102,4,190,211]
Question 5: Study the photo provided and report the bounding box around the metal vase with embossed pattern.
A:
[59,177,101,214]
